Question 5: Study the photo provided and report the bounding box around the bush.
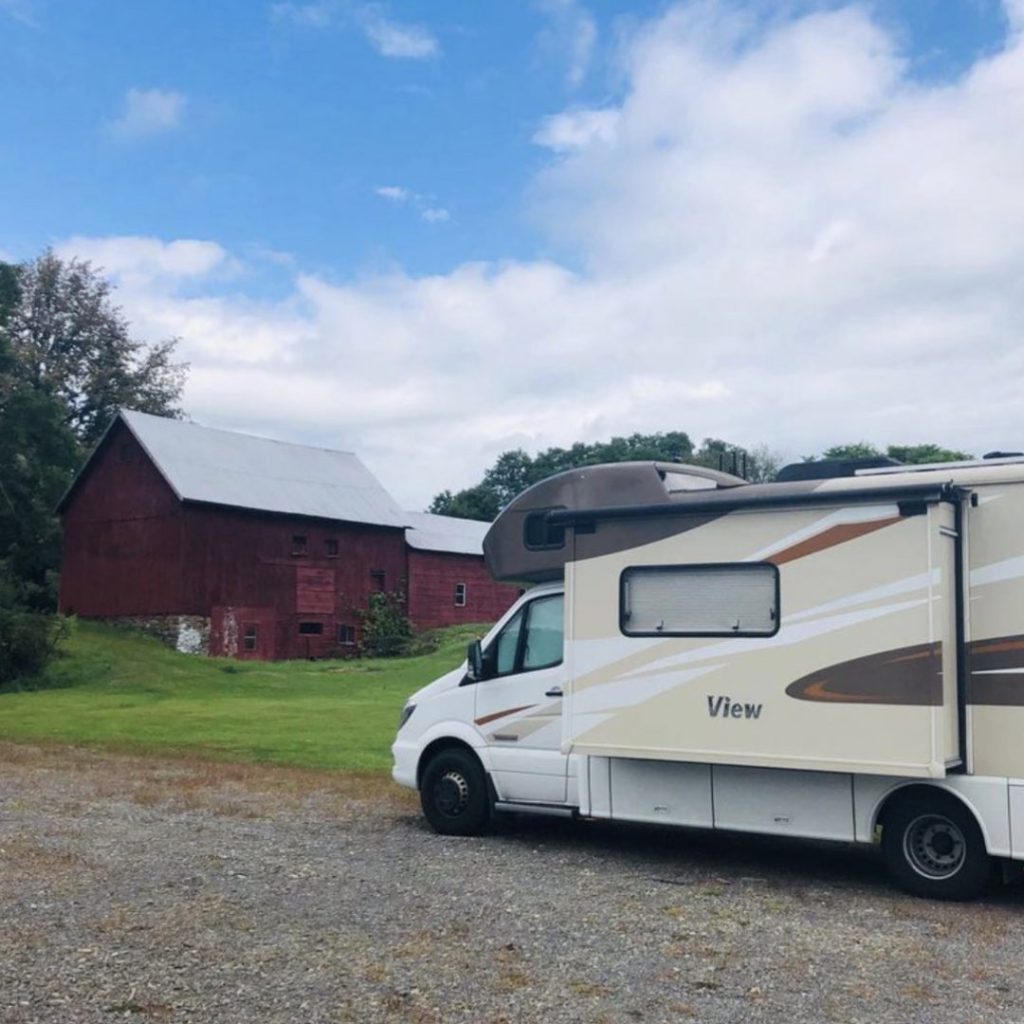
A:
[359,591,415,658]
[0,607,69,689]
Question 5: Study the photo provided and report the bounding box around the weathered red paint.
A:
[59,419,517,660]
[406,549,520,631]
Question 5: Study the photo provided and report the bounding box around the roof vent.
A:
[983,450,1023,459]
[776,456,903,483]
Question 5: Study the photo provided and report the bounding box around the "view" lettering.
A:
[707,695,763,720]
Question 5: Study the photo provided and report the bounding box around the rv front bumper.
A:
[391,738,419,790]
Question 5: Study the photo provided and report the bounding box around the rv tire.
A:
[881,790,993,901]
[420,747,491,836]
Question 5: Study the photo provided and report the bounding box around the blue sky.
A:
[1,1,1012,275]
[2,1,1023,505]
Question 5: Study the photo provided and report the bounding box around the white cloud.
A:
[108,88,186,141]
[270,2,439,59]
[57,236,230,284]
[375,185,410,202]
[537,0,597,87]
[1005,0,1024,34]
[374,185,451,224]
[63,6,1024,507]
[534,108,619,150]
[270,2,331,27]
[358,10,438,59]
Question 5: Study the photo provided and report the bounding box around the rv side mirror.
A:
[466,640,486,681]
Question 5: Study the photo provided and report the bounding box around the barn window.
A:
[620,563,779,637]
[370,569,387,591]
[292,535,307,556]
[119,443,134,464]
[325,538,339,557]
[454,582,467,607]
[298,621,323,635]
[243,623,258,651]
[338,624,356,645]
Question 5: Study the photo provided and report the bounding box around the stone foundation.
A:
[105,615,211,656]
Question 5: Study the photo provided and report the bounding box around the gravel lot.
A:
[2,742,1023,1024]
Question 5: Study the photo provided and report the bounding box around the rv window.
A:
[493,609,524,676]
[524,509,566,550]
[482,593,565,679]
[620,563,779,637]
[521,594,563,671]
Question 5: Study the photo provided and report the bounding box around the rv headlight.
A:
[397,703,417,731]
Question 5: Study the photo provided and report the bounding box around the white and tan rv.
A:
[392,455,1024,899]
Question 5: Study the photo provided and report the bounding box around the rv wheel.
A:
[882,791,994,901]
[420,748,491,836]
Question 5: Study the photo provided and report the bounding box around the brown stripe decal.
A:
[968,634,1024,706]
[785,643,943,705]
[474,704,536,726]
[768,517,902,566]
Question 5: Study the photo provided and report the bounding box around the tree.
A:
[2,250,186,446]
[0,331,79,607]
[429,431,708,521]
[428,485,502,522]
[359,591,414,657]
[887,444,972,464]
[821,442,883,461]
[819,442,973,464]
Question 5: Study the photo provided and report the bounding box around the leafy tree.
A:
[428,485,502,522]
[820,442,883,461]
[820,442,973,464]
[887,444,972,464]
[429,430,768,521]
[0,376,79,610]
[359,591,414,657]
[2,250,187,446]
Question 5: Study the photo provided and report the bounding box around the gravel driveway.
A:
[2,742,1023,1024]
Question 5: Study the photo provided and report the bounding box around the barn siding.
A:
[180,506,406,659]
[60,423,185,616]
[406,550,519,630]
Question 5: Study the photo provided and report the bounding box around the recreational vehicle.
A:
[392,456,1024,899]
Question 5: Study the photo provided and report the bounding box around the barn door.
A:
[211,605,277,660]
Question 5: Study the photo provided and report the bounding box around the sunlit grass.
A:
[0,619,485,771]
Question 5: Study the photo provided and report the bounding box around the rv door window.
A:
[493,609,524,676]
[522,594,564,670]
[621,563,779,637]
[484,594,565,678]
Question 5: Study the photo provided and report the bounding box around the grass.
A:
[0,619,486,772]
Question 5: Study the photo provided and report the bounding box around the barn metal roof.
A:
[403,510,488,556]
[114,410,409,528]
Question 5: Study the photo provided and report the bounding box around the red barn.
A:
[58,410,517,659]
[404,512,522,631]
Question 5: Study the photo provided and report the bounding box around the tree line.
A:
[429,438,974,522]
[0,251,186,685]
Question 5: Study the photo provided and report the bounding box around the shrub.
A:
[0,607,69,689]
[359,591,414,658]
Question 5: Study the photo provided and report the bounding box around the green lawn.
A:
[0,620,481,772]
